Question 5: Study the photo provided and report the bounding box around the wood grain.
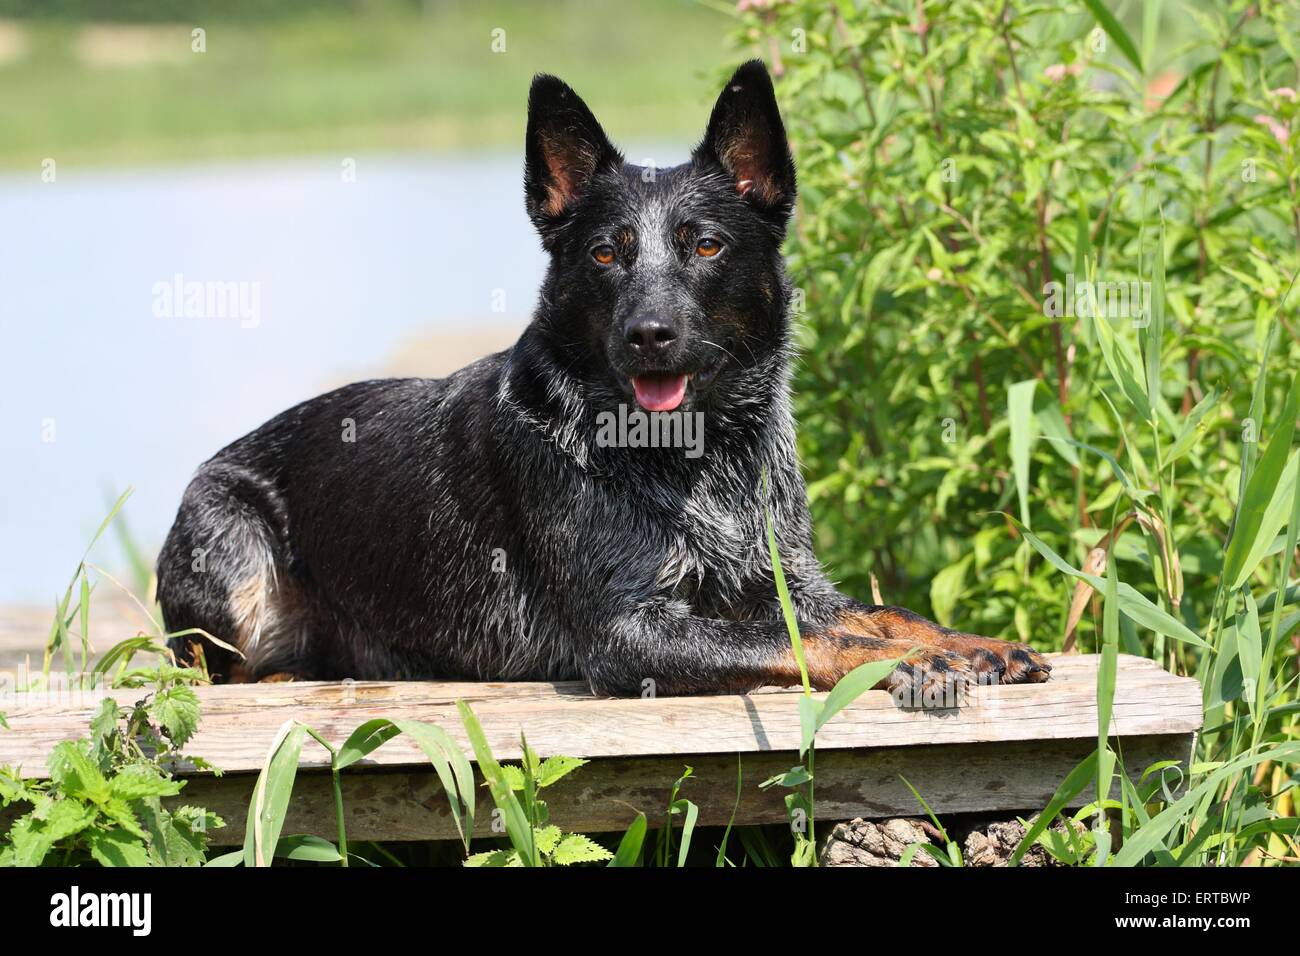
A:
[179,733,1195,845]
[0,654,1201,838]
[0,654,1201,777]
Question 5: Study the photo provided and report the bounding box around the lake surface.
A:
[0,146,680,604]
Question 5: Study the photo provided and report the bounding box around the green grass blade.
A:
[394,720,477,853]
[1005,514,1209,648]
[1224,368,1300,588]
[243,720,307,868]
[1096,539,1119,811]
[1143,213,1166,414]
[675,799,699,867]
[1010,752,1098,866]
[456,701,536,866]
[609,812,647,867]
[814,654,911,744]
[1082,0,1144,74]
[763,468,809,694]
[1113,742,1300,865]
[1008,379,1038,528]
[335,718,404,770]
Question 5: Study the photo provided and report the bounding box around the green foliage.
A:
[744,0,1300,646]
[0,675,224,867]
[738,0,1300,866]
[458,710,612,868]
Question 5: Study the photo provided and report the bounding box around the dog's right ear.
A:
[524,75,622,234]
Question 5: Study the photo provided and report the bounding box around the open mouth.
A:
[629,355,725,413]
[631,373,689,412]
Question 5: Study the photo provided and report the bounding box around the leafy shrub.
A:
[735,0,1300,864]
[740,0,1299,645]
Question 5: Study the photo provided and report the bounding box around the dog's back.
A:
[159,359,579,682]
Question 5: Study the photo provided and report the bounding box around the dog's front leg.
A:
[578,601,984,698]
[832,603,1052,687]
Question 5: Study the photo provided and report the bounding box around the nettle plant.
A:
[0,672,221,867]
[735,0,1300,863]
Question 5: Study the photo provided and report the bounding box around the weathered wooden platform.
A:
[0,653,1200,845]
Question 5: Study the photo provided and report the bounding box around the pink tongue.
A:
[632,374,688,412]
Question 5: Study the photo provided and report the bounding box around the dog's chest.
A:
[654,486,760,599]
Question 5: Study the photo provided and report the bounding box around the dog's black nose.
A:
[624,315,678,353]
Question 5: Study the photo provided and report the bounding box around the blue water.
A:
[0,149,671,604]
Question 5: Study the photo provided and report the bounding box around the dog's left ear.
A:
[694,60,796,221]
[524,74,623,233]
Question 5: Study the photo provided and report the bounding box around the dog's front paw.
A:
[944,635,1052,685]
[883,649,973,709]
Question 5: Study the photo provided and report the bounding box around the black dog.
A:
[158,61,1050,697]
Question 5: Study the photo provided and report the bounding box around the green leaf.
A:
[930,556,971,627]
[535,755,588,788]
[242,720,307,868]
[392,719,477,854]
[1008,379,1039,528]
[464,849,520,867]
[456,701,537,866]
[814,654,909,744]
[141,804,222,867]
[610,812,647,867]
[1010,752,1099,866]
[674,799,699,867]
[1113,742,1300,865]
[89,698,119,764]
[553,832,614,865]
[1225,369,1300,588]
[1092,308,1151,420]
[533,824,563,855]
[1165,387,1221,465]
[1082,0,1144,73]
[1143,214,1166,409]
[798,694,819,759]
[109,764,184,801]
[40,798,98,842]
[276,834,342,862]
[204,849,244,867]
[48,740,111,805]
[498,763,527,790]
[334,718,403,770]
[87,826,154,867]
[1036,400,1080,466]
[1236,591,1263,720]
[149,685,200,748]
[1005,515,1209,648]
[5,813,55,867]
[1231,451,1299,591]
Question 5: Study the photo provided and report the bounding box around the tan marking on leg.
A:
[230,574,270,650]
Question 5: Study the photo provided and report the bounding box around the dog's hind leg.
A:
[156,463,313,682]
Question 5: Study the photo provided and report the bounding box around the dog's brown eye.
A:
[696,238,722,258]
[592,245,616,265]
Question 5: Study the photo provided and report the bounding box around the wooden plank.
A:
[0,654,1202,778]
[177,732,1196,845]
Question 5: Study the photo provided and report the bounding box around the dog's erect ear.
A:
[524,74,622,229]
[693,60,795,217]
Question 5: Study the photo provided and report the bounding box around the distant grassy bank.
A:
[0,0,736,169]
